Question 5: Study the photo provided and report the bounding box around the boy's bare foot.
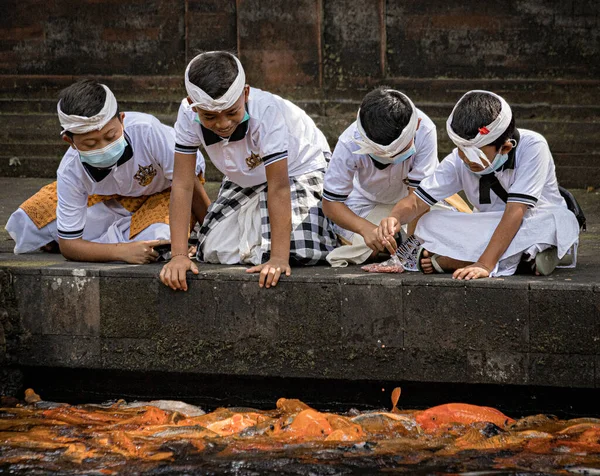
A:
[420,249,472,274]
[40,241,60,253]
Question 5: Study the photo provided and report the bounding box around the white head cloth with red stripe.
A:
[446,90,512,167]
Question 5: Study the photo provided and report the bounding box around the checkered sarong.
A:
[197,169,337,265]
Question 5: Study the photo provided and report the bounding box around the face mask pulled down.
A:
[370,143,416,166]
[463,149,509,176]
[446,90,515,176]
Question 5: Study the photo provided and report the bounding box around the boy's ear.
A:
[119,112,125,122]
[243,85,250,101]
[61,134,75,149]
[186,96,193,105]
[500,140,514,155]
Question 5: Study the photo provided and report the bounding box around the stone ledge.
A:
[1,256,598,390]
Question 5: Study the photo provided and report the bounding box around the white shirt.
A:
[174,87,330,188]
[323,109,437,206]
[57,112,205,240]
[415,129,566,211]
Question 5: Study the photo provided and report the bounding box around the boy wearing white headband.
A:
[5,79,209,263]
[322,87,468,268]
[160,51,336,290]
[377,90,580,278]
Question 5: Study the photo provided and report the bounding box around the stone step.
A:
[2,97,599,122]
[2,75,600,105]
[0,98,183,115]
[1,112,598,153]
[0,75,185,100]
[0,113,177,138]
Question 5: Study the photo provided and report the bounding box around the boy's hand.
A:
[360,226,385,253]
[121,240,163,264]
[246,257,291,288]
[159,255,199,291]
[453,262,491,280]
[377,217,401,254]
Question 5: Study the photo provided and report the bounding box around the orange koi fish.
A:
[415,403,515,431]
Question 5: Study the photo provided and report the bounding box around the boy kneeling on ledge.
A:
[376,90,580,279]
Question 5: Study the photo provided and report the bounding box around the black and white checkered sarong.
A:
[197,169,337,265]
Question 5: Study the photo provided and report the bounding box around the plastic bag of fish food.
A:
[361,235,421,273]
[361,254,405,273]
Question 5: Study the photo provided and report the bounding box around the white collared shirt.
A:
[57,112,205,240]
[323,109,437,206]
[174,87,330,188]
[415,129,566,211]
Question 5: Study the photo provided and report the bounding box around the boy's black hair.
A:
[58,79,120,138]
[359,87,413,146]
[450,92,517,150]
[188,51,239,100]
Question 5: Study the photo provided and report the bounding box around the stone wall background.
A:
[1,0,598,86]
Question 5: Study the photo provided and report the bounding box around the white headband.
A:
[446,90,513,167]
[57,84,118,135]
[353,91,419,160]
[185,52,246,112]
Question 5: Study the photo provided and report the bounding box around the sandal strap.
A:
[429,254,445,274]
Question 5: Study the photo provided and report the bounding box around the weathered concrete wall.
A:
[0,270,23,395]
[1,1,598,82]
[1,0,187,75]
[385,1,600,79]
[1,258,598,392]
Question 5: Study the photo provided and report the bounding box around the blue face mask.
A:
[466,152,509,176]
[77,134,127,169]
[369,144,416,166]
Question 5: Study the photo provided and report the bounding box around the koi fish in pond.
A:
[415,403,516,431]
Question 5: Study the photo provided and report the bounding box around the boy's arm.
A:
[191,177,211,226]
[59,237,163,263]
[246,158,291,288]
[322,200,384,253]
[377,193,430,251]
[159,152,200,291]
[453,202,527,280]
[406,188,429,236]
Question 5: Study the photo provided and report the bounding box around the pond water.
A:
[1,388,599,475]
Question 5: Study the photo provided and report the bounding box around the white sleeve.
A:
[174,101,202,155]
[257,105,289,167]
[507,139,551,208]
[407,123,438,189]
[145,121,177,181]
[323,140,359,202]
[56,172,88,240]
[414,153,463,206]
